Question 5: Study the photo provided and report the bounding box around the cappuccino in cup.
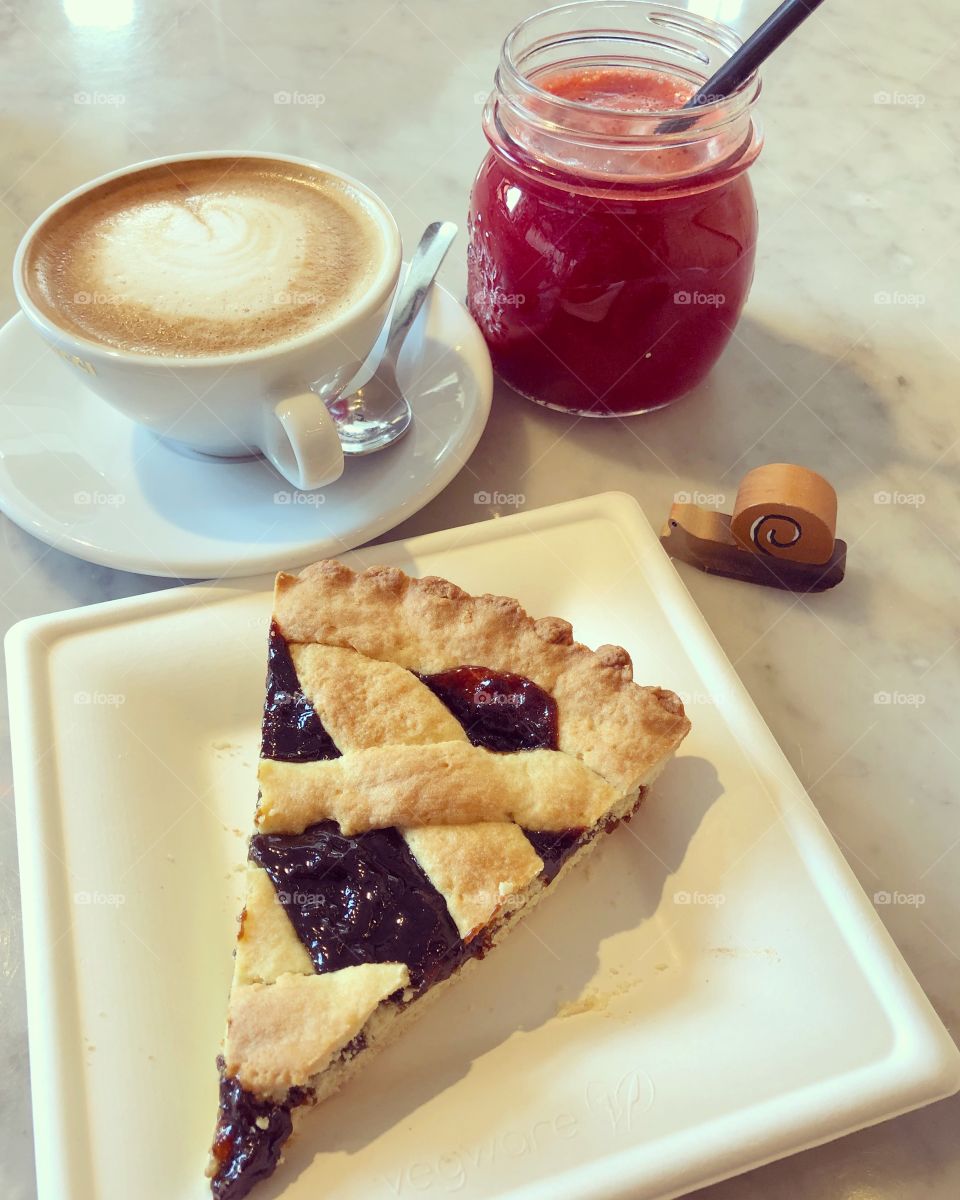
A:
[21,157,385,358]
[13,152,402,490]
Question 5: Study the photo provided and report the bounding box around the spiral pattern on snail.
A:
[750,513,803,557]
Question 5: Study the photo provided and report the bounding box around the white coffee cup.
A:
[12,151,402,490]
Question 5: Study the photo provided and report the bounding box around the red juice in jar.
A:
[467,2,763,416]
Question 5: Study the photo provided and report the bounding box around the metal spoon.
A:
[325,220,458,455]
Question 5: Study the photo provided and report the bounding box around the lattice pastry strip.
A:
[234,864,313,987]
[283,641,558,935]
[225,964,409,1098]
[257,746,619,836]
[290,643,467,749]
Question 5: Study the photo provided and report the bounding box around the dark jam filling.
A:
[524,794,646,883]
[210,1057,311,1200]
[210,1043,366,1200]
[416,664,590,878]
[523,828,588,883]
[261,621,340,762]
[417,665,559,752]
[250,821,466,991]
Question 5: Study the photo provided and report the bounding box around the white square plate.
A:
[7,493,959,1200]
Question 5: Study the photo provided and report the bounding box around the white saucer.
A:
[0,282,491,578]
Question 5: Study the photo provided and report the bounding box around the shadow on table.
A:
[396,313,957,542]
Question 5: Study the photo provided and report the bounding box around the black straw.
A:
[658,0,828,134]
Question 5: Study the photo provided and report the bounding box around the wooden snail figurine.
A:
[660,464,846,592]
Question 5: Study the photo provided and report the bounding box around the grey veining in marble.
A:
[1,1,958,1198]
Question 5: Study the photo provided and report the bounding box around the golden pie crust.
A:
[218,559,690,1106]
[273,560,688,795]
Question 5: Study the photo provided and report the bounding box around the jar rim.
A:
[499,0,760,134]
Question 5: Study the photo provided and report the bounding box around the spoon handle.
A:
[384,220,458,367]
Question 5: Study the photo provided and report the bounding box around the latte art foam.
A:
[24,158,385,357]
[95,195,316,320]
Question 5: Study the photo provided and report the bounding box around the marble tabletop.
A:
[1,0,957,1197]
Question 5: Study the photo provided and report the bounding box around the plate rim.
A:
[6,491,960,1200]
[0,281,492,579]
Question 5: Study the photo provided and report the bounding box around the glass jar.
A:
[467,1,763,416]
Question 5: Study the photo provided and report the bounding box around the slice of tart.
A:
[208,560,690,1199]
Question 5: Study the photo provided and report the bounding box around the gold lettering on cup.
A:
[53,346,97,376]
